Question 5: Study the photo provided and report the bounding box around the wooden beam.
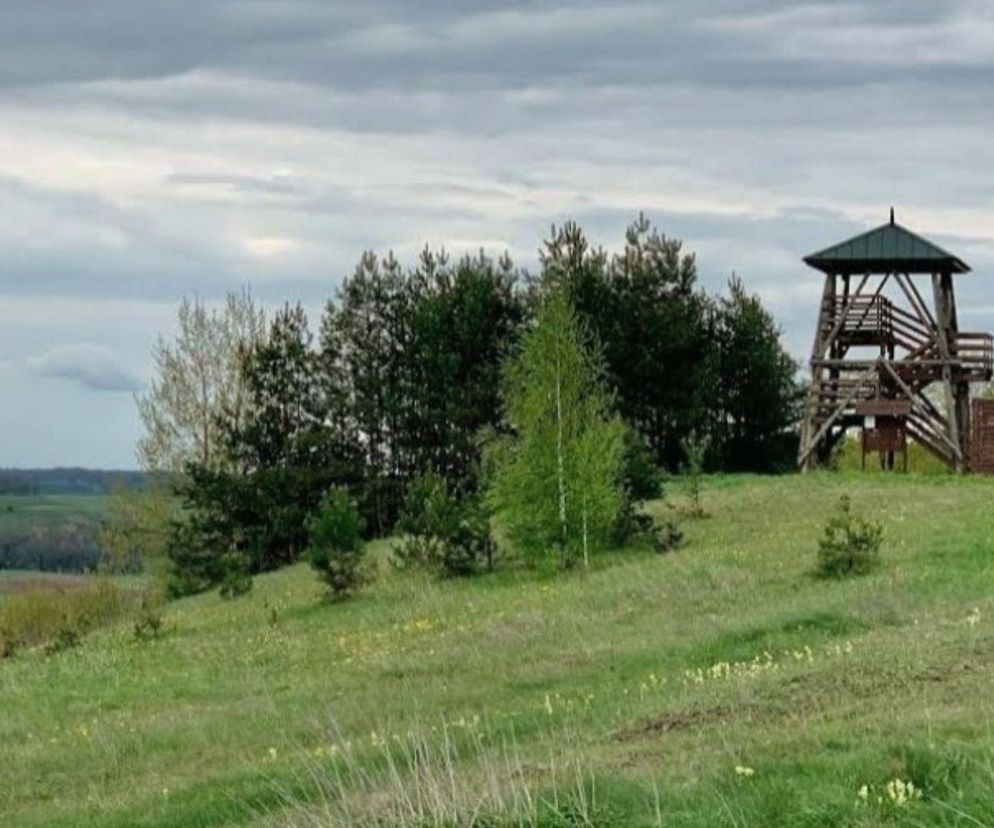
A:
[931,272,962,468]
[907,420,956,467]
[896,272,937,330]
[798,363,879,467]
[821,273,872,353]
[800,273,838,471]
[848,273,890,333]
[879,360,961,458]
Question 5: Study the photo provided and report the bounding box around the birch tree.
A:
[489,289,625,568]
[136,288,266,473]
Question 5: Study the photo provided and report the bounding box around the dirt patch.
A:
[616,705,734,740]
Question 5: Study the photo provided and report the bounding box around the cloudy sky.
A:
[4,0,994,468]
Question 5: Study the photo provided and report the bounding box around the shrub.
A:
[621,428,662,502]
[440,498,496,577]
[393,475,451,569]
[613,428,667,548]
[681,430,710,518]
[394,476,495,577]
[218,567,253,599]
[44,621,81,655]
[307,486,367,600]
[651,517,684,554]
[816,495,882,578]
[133,591,165,641]
[612,503,683,555]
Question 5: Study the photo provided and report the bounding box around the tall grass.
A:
[263,721,644,827]
[0,577,137,656]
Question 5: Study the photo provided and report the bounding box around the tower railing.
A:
[951,332,993,379]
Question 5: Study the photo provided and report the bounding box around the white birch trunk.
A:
[556,350,568,560]
[582,499,589,570]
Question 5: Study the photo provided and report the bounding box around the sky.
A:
[5,0,994,468]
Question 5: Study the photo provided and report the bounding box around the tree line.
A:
[128,217,801,595]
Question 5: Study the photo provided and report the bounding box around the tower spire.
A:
[890,206,895,225]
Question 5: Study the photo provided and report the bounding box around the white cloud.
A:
[243,235,299,258]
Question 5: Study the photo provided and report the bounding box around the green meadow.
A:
[0,493,109,531]
[4,473,994,826]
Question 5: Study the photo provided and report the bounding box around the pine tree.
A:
[323,252,408,534]
[489,289,625,569]
[535,218,715,470]
[306,487,366,600]
[320,247,524,532]
[713,277,802,471]
[404,248,523,488]
[166,305,362,594]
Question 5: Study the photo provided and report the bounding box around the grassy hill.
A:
[4,474,994,826]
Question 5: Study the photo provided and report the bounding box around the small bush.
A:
[441,498,496,576]
[394,476,495,577]
[621,428,662,501]
[651,517,684,554]
[612,502,682,555]
[0,630,17,659]
[44,621,81,655]
[816,495,882,578]
[681,431,710,518]
[219,567,253,599]
[393,475,451,569]
[133,591,165,641]
[307,486,367,600]
[611,498,647,545]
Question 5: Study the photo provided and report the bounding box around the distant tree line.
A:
[0,523,103,573]
[0,469,147,496]
[133,217,800,595]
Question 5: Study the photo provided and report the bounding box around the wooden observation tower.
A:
[798,211,993,472]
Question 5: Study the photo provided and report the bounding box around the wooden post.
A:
[932,271,964,470]
[944,271,971,467]
[799,273,837,471]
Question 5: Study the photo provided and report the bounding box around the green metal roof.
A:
[804,212,969,275]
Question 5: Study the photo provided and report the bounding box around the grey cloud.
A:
[3,0,994,467]
[164,171,303,196]
[0,0,987,96]
[28,343,144,392]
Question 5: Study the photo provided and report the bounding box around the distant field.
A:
[0,493,111,530]
[5,473,994,826]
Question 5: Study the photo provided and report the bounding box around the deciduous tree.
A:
[136,288,266,473]
[489,289,625,569]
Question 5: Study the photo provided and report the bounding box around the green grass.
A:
[833,433,951,475]
[4,474,994,826]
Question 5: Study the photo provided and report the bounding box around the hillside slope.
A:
[4,474,994,826]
